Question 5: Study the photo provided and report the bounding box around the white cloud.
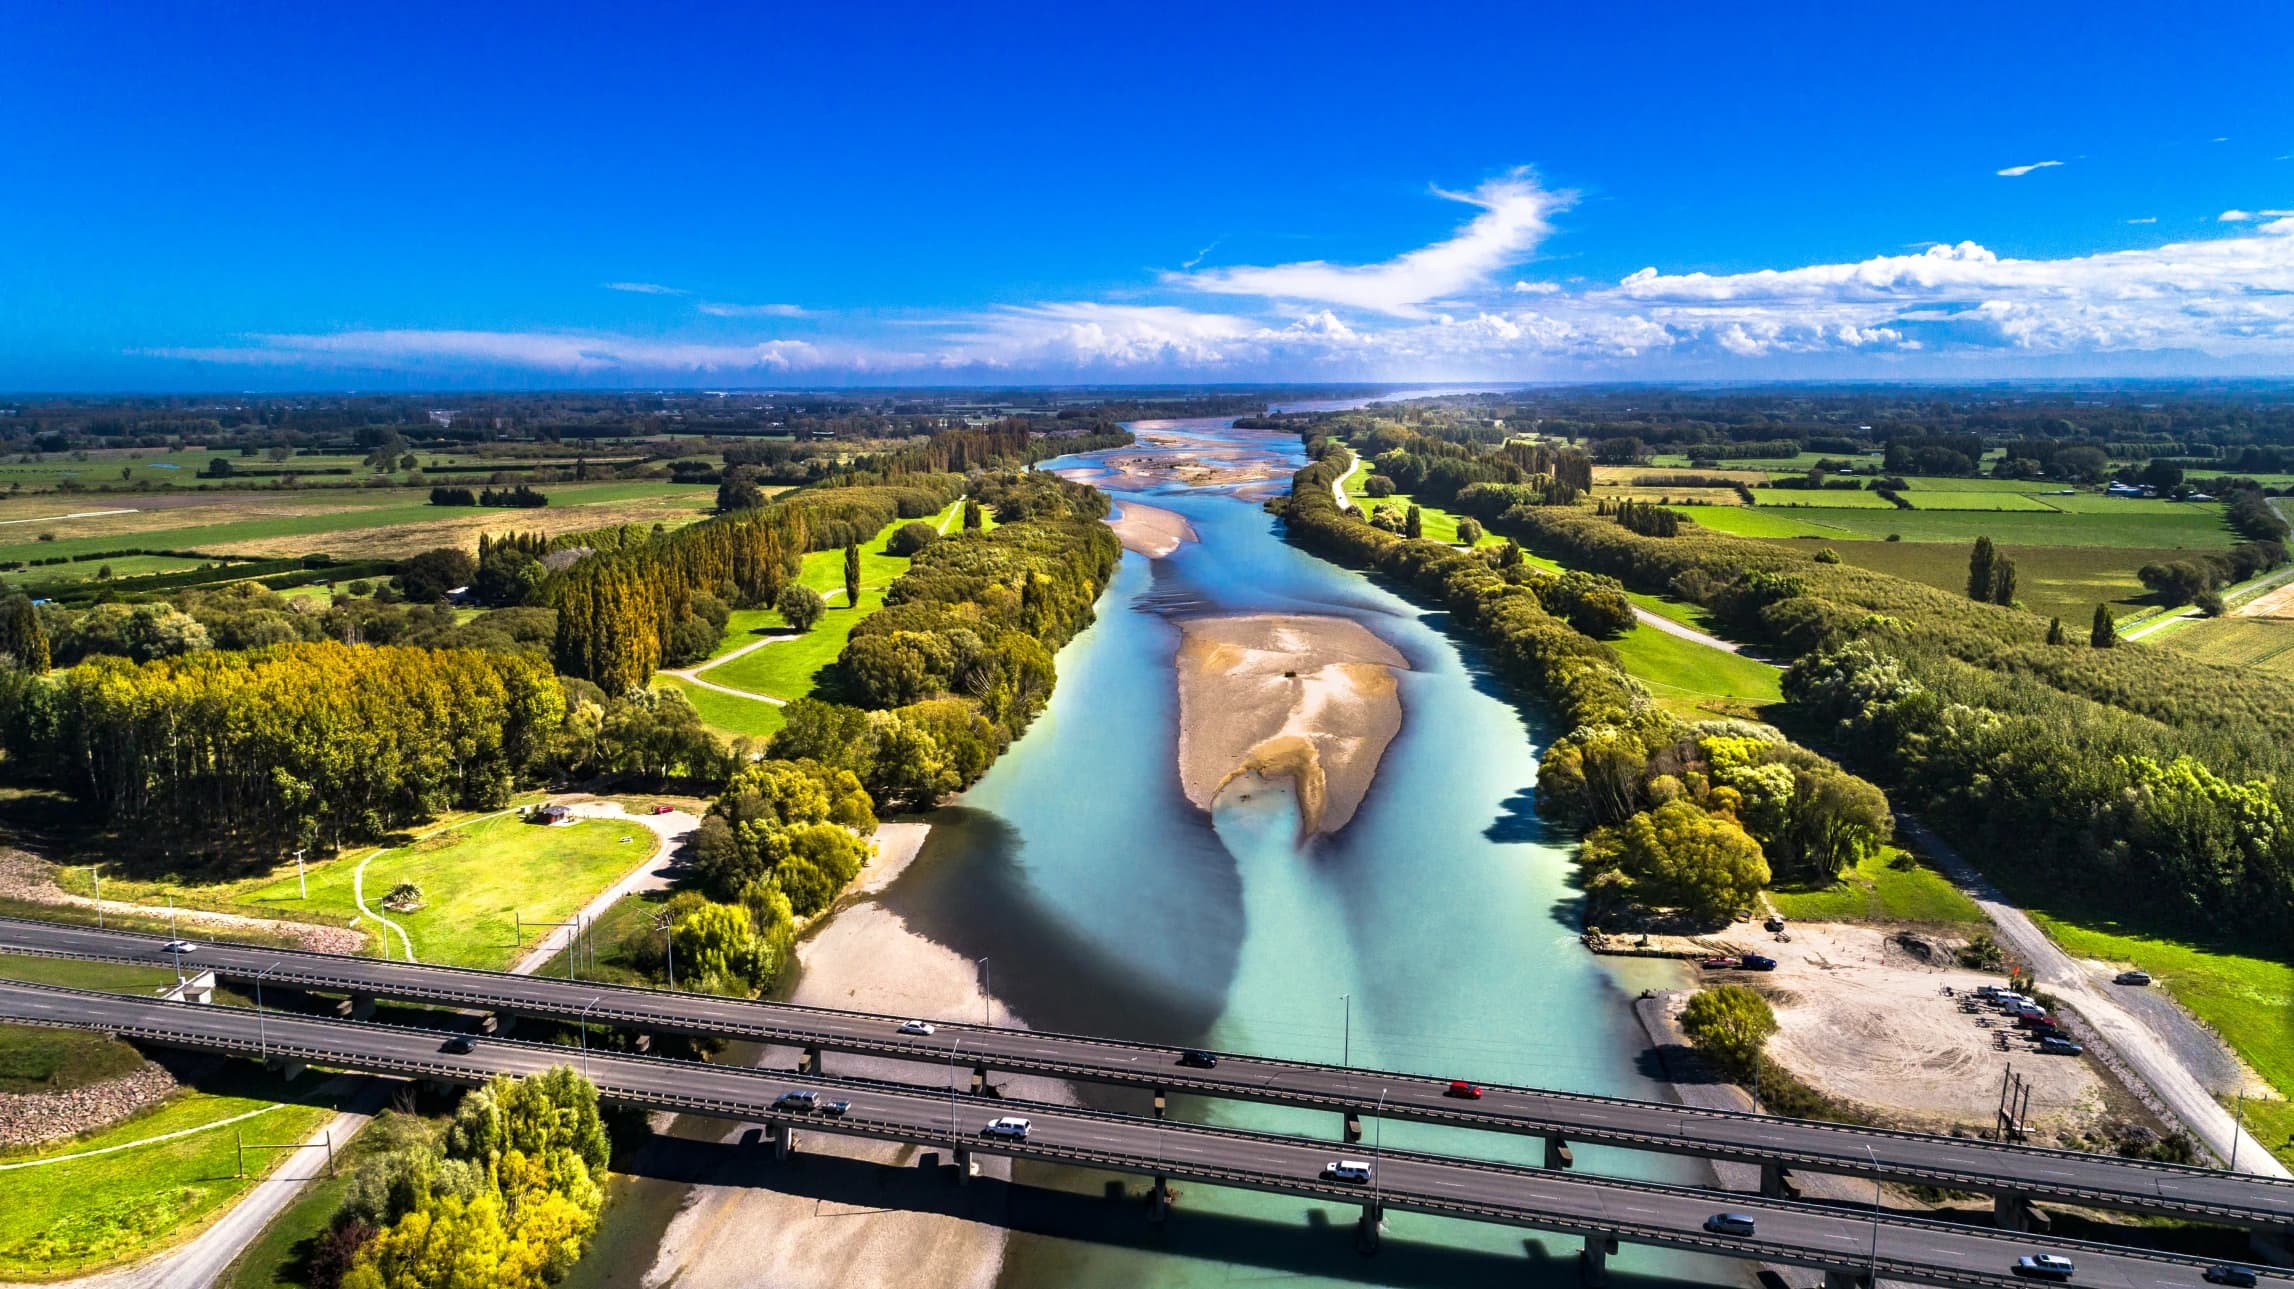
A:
[1512,280,1562,294]
[697,301,809,318]
[144,329,835,374]
[2220,208,2294,222]
[1996,160,2064,177]
[1166,171,1568,316]
[603,281,686,295]
[2126,217,2157,225]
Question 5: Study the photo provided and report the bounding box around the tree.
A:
[2139,457,2185,493]
[672,901,764,987]
[1990,554,2016,606]
[1364,474,1396,498]
[473,547,543,608]
[843,542,860,608]
[0,594,49,671]
[2091,602,2118,648]
[2046,616,2066,645]
[775,583,826,633]
[962,499,983,530]
[1966,537,1996,601]
[1456,517,1484,546]
[398,548,477,603]
[716,466,765,513]
[1580,799,1769,924]
[1404,505,1424,540]
[885,521,939,556]
[1680,984,1777,1081]
[2197,589,2227,617]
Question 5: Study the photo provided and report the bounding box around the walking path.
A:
[0,1103,287,1172]
[350,806,532,964]
[1631,604,1754,655]
[1894,816,2289,1178]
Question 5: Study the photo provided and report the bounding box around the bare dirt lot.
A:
[1743,922,2106,1135]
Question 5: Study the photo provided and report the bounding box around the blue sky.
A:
[4,1,2293,388]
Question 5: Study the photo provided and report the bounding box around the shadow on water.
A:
[881,805,1238,1050]
[606,1131,1684,1289]
[1484,787,1545,845]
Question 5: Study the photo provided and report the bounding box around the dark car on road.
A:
[2204,1266,2258,1287]
[1178,1049,1219,1069]
[821,1099,851,1118]
[441,1035,476,1055]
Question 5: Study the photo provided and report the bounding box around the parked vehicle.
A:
[1700,956,1739,970]
[1703,1213,1758,1236]
[773,1090,820,1111]
[442,1035,476,1055]
[897,1020,936,1036]
[1446,1080,1485,1099]
[2013,1252,2075,1280]
[2015,1013,2057,1030]
[1738,953,1777,971]
[2203,1265,2259,1286]
[1178,1048,1219,1068]
[1323,1160,1374,1183]
[2115,970,2152,986]
[821,1099,851,1118]
[983,1116,1031,1139]
[650,803,674,815]
[1763,916,1785,932]
[2038,1036,2084,1056]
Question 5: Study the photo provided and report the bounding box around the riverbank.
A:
[1105,499,1196,559]
[1173,613,1407,837]
[634,819,1056,1289]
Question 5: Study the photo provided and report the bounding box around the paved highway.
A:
[1,978,2280,1289]
[6,916,2291,1233]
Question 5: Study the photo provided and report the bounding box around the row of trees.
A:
[1283,444,1892,927]
[1484,495,2294,939]
[429,485,548,507]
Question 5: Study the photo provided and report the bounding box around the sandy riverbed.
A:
[1174,613,1408,838]
[637,821,1063,1289]
[1746,923,2105,1134]
[1103,499,1197,559]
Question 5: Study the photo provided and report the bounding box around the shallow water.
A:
[882,418,1729,1287]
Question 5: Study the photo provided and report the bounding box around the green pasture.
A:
[1767,847,1985,925]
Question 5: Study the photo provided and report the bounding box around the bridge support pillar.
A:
[953,1148,972,1184]
[484,1012,516,1036]
[2248,1225,2293,1266]
[802,1046,822,1075]
[1577,1233,1616,1286]
[161,970,216,1005]
[1344,1112,1363,1143]
[1544,1135,1573,1170]
[1991,1192,2043,1231]
[349,992,375,1021]
[772,1126,795,1160]
[277,1059,307,1081]
[1152,1087,1166,1120]
[970,1064,988,1097]
[1149,1175,1169,1222]
[1759,1160,1793,1199]
[1352,1203,1383,1255]
[1823,1270,1869,1289]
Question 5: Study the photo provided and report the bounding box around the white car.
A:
[162,940,195,955]
[897,1020,936,1036]
[2014,1253,2075,1281]
[1324,1160,1374,1183]
[982,1116,1031,1139]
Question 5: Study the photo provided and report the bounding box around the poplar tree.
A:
[1967,537,1996,601]
[1990,555,2016,606]
[2091,603,2118,648]
[2046,617,2066,645]
[844,542,861,608]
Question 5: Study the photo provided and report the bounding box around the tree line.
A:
[1283,444,1890,927]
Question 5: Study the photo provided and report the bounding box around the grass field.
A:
[0,1067,338,1279]
[0,1023,146,1095]
[1341,460,1503,547]
[1609,622,1781,721]
[2159,616,2294,678]
[2029,913,2294,1168]
[0,951,180,994]
[0,481,715,564]
[1826,541,2196,628]
[1768,847,1986,924]
[239,813,647,969]
[1686,503,2236,549]
[1746,488,1900,509]
[655,674,786,739]
[1899,490,2058,511]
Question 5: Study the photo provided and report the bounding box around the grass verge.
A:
[1768,848,1985,925]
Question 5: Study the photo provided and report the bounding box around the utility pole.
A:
[256,961,281,1059]
[976,956,991,1027]
[1372,1087,1387,1215]
[579,996,600,1077]
[88,865,101,928]
[948,1034,964,1150]
[294,848,307,900]
[2230,1091,2247,1171]
[1339,993,1352,1072]
[1864,1144,1881,1287]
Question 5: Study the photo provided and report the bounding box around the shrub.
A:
[885,521,940,556]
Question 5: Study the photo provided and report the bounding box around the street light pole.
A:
[976,956,991,1027]
[1864,1144,1881,1287]
[579,996,600,1077]
[1373,1087,1387,1214]
[88,865,101,928]
[948,1035,964,1149]
[1339,993,1351,1070]
[294,848,307,900]
[2230,1091,2247,1171]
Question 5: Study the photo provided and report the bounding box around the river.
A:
[882,414,1724,1288]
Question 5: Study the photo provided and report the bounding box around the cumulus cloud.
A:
[2220,209,2294,222]
[1166,170,1568,316]
[1996,160,2064,177]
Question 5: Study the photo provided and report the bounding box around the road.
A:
[1894,816,2291,1180]
[1,979,2278,1289]
[8,916,2290,1230]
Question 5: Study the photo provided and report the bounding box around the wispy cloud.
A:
[603,281,687,295]
[1180,240,1221,271]
[2220,209,2294,222]
[2126,216,2157,225]
[1996,160,2064,177]
[697,301,809,318]
[1167,170,1568,316]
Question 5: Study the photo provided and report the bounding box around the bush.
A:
[776,583,826,633]
[1364,474,1396,498]
[885,521,939,556]
[1680,984,1776,1081]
